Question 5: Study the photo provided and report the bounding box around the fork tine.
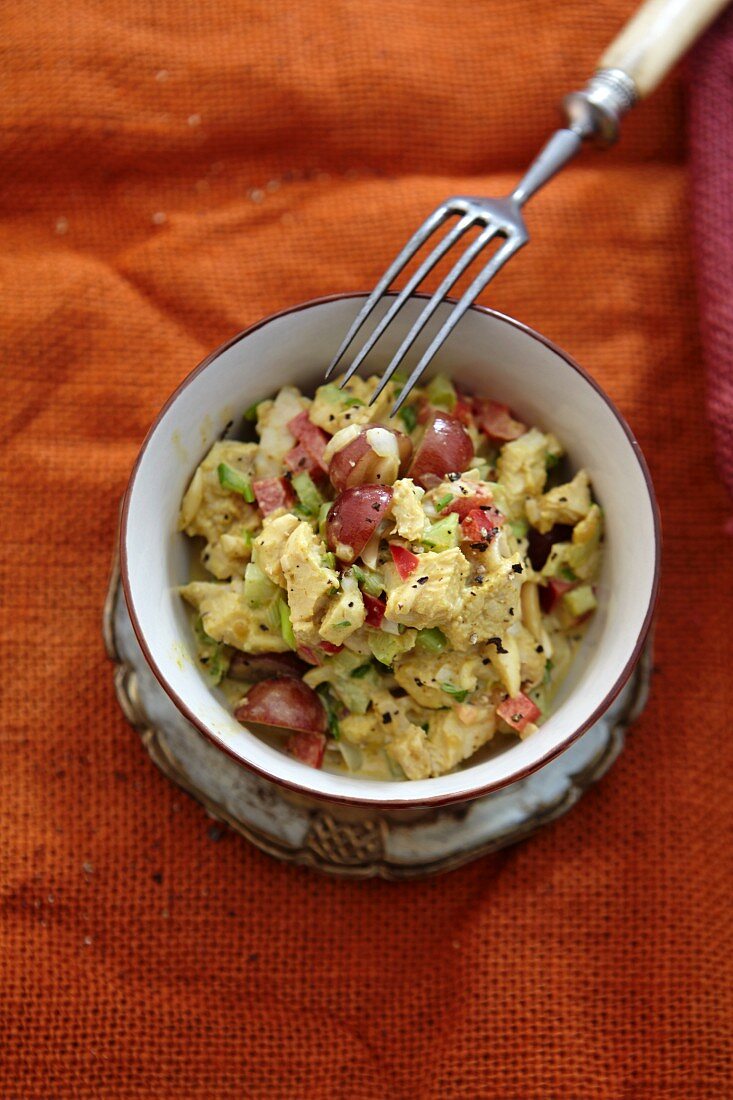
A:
[324,205,453,380]
[390,234,528,415]
[336,213,476,389]
[369,224,500,407]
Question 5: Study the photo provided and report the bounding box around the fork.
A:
[326,0,728,414]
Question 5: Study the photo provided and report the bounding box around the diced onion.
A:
[323,424,362,463]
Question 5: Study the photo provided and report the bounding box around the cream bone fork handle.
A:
[327,0,730,414]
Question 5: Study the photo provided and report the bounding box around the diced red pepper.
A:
[540,577,576,614]
[286,730,327,768]
[296,645,321,667]
[443,492,494,520]
[453,394,474,428]
[319,641,343,655]
[460,506,505,545]
[363,593,386,628]
[416,396,432,425]
[287,411,329,471]
[390,544,420,580]
[284,442,322,477]
[473,398,526,442]
[496,692,541,733]
[252,476,295,516]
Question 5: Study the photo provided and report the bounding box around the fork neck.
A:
[510,127,583,208]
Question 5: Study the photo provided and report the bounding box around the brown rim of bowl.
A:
[119,292,662,808]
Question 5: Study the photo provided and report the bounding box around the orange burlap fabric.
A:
[2,2,732,1097]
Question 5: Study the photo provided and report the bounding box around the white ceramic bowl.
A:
[121,294,660,807]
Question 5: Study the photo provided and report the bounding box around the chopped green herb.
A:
[545,451,561,470]
[543,659,554,687]
[435,493,455,512]
[291,471,324,515]
[510,519,529,539]
[440,683,469,703]
[350,663,373,679]
[277,597,296,650]
[416,627,447,653]
[316,684,340,740]
[217,462,255,502]
[426,373,457,411]
[243,402,261,422]
[397,405,418,433]
[559,565,577,582]
[320,383,364,408]
[391,369,410,397]
[333,620,351,629]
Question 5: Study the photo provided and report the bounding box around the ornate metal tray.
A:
[105,553,652,880]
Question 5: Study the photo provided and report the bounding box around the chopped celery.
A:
[243,402,261,422]
[291,471,324,515]
[321,552,336,570]
[426,373,457,411]
[193,616,229,684]
[382,749,407,780]
[338,740,363,771]
[435,493,454,512]
[217,462,255,502]
[562,585,597,619]
[510,518,529,539]
[440,683,469,703]
[397,405,418,433]
[350,563,384,597]
[422,512,459,552]
[368,631,414,667]
[318,500,332,538]
[243,562,278,609]
[416,627,447,653]
[277,597,296,650]
[316,684,340,740]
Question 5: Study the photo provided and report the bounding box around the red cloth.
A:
[690,7,733,531]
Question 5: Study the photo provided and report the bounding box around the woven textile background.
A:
[1,2,732,1097]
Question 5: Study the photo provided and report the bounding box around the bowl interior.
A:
[122,295,658,805]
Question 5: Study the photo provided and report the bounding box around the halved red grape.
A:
[228,652,307,682]
[325,485,393,563]
[409,412,473,487]
[329,427,411,492]
[285,730,327,768]
[234,677,327,734]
